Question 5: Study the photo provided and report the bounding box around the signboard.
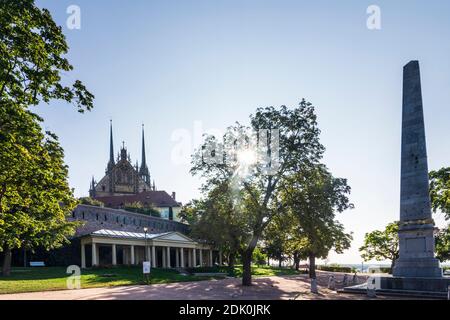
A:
[143,261,151,274]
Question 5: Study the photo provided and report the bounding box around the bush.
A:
[79,197,104,207]
[317,264,356,273]
[123,202,161,217]
[252,247,268,267]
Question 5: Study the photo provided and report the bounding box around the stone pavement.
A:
[0,272,410,300]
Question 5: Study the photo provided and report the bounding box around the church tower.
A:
[106,120,115,174]
[139,124,151,185]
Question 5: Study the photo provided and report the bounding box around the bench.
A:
[30,261,45,267]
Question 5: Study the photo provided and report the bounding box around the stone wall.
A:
[70,204,190,237]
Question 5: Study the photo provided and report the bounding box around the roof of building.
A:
[94,190,180,208]
[91,229,169,239]
[90,229,196,243]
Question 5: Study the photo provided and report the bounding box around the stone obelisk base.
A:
[392,223,443,278]
[379,276,450,293]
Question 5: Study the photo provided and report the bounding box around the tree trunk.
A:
[242,249,253,286]
[23,248,27,268]
[278,257,282,268]
[390,259,396,274]
[228,251,236,274]
[2,247,12,276]
[293,251,300,270]
[308,253,316,279]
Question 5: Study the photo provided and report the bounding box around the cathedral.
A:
[9,122,220,269]
[89,121,181,221]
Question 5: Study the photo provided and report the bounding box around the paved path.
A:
[0,272,402,300]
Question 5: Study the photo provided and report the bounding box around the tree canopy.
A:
[359,222,399,271]
[0,0,93,275]
[279,164,353,278]
[190,100,328,285]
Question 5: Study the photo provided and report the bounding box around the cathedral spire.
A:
[141,124,147,168]
[89,176,96,197]
[107,120,115,172]
[139,124,151,185]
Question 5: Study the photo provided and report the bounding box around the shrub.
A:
[317,265,356,273]
[79,197,104,207]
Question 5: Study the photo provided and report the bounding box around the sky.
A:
[34,0,450,265]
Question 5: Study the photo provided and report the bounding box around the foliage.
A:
[79,197,104,207]
[262,211,292,266]
[435,225,450,262]
[190,100,325,285]
[0,0,94,111]
[279,164,354,278]
[359,222,399,270]
[317,265,356,273]
[429,167,450,219]
[181,183,249,270]
[123,202,160,218]
[0,0,93,276]
[0,103,81,275]
[252,247,268,266]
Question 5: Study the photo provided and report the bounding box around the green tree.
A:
[429,167,450,262]
[435,226,450,262]
[359,222,399,272]
[191,101,324,285]
[252,247,268,267]
[0,1,94,275]
[430,167,450,220]
[0,0,94,111]
[183,182,249,272]
[0,104,80,275]
[263,212,291,268]
[280,165,353,278]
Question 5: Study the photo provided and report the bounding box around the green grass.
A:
[0,264,305,295]
[0,266,218,295]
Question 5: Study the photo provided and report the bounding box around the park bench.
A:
[29,261,45,267]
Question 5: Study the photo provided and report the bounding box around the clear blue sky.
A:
[35,0,450,264]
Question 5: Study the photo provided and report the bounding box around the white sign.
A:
[143,261,151,274]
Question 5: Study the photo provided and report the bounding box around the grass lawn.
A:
[0,264,305,295]
[0,266,218,294]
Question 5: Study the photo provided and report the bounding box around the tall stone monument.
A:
[343,61,450,296]
[392,60,442,278]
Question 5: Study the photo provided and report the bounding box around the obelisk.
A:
[392,60,442,278]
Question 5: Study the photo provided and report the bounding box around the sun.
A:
[237,149,257,166]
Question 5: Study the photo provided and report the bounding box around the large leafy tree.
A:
[262,211,292,268]
[430,167,450,220]
[435,227,450,262]
[280,164,353,278]
[430,167,450,262]
[0,0,93,110]
[191,101,324,285]
[359,222,399,271]
[181,182,249,271]
[0,1,94,275]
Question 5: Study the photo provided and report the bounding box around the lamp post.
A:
[143,227,150,284]
[144,227,148,261]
